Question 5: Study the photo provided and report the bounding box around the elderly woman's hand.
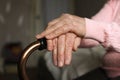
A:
[51,33,81,67]
[36,14,86,39]
[36,14,85,67]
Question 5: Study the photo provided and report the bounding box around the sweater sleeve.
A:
[91,0,115,22]
[85,18,120,53]
[80,0,115,48]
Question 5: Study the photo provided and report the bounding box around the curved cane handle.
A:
[18,38,47,80]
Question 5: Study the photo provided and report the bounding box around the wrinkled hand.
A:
[36,14,86,39]
[36,14,85,67]
[52,33,81,67]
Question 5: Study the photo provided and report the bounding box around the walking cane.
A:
[18,38,47,80]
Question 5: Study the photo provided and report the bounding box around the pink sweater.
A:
[82,0,120,78]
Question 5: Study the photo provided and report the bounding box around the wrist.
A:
[80,18,86,38]
[84,18,105,42]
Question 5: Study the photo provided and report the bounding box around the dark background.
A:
[0,0,107,80]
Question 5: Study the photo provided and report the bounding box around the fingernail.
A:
[65,59,70,65]
[59,61,63,67]
[54,62,57,66]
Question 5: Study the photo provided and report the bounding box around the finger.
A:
[47,18,59,51]
[65,33,76,65]
[52,38,58,66]
[47,39,53,51]
[57,35,65,67]
[46,24,71,39]
[36,21,65,39]
[47,18,60,27]
[73,37,81,51]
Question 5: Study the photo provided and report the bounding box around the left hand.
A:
[36,14,86,39]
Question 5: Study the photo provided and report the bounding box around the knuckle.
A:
[62,26,70,33]
[54,30,59,36]
[62,14,72,19]
[53,30,62,37]
[61,13,68,16]
[66,41,73,48]
[48,22,53,26]
[69,33,76,38]
[67,25,72,31]
[59,28,64,33]
[65,14,72,19]
[62,13,70,17]
[61,27,66,32]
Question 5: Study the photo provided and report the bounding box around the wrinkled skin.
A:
[36,14,86,67]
